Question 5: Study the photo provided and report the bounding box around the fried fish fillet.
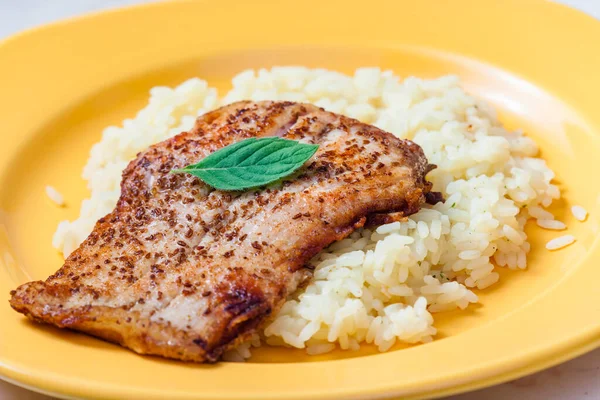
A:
[10,101,434,362]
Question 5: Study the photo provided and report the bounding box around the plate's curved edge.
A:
[1,0,598,51]
[548,0,600,24]
[0,375,77,400]
[0,0,202,50]
[418,337,600,400]
[2,333,600,400]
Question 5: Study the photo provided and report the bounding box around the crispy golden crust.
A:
[10,101,434,362]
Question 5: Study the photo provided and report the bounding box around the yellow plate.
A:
[1,0,600,398]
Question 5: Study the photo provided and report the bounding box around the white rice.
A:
[536,219,566,230]
[52,67,564,357]
[546,235,576,250]
[571,205,588,221]
[45,185,64,206]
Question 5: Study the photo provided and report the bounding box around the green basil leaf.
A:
[171,137,319,191]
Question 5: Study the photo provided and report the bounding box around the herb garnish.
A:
[171,137,319,191]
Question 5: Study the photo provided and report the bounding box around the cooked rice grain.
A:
[536,219,566,230]
[45,185,64,206]
[571,205,588,221]
[546,235,576,250]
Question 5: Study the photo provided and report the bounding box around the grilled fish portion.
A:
[10,101,434,362]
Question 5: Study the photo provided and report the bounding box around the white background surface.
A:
[1,1,599,399]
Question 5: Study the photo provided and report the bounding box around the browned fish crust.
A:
[10,101,434,362]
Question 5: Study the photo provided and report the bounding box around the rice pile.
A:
[52,67,563,358]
